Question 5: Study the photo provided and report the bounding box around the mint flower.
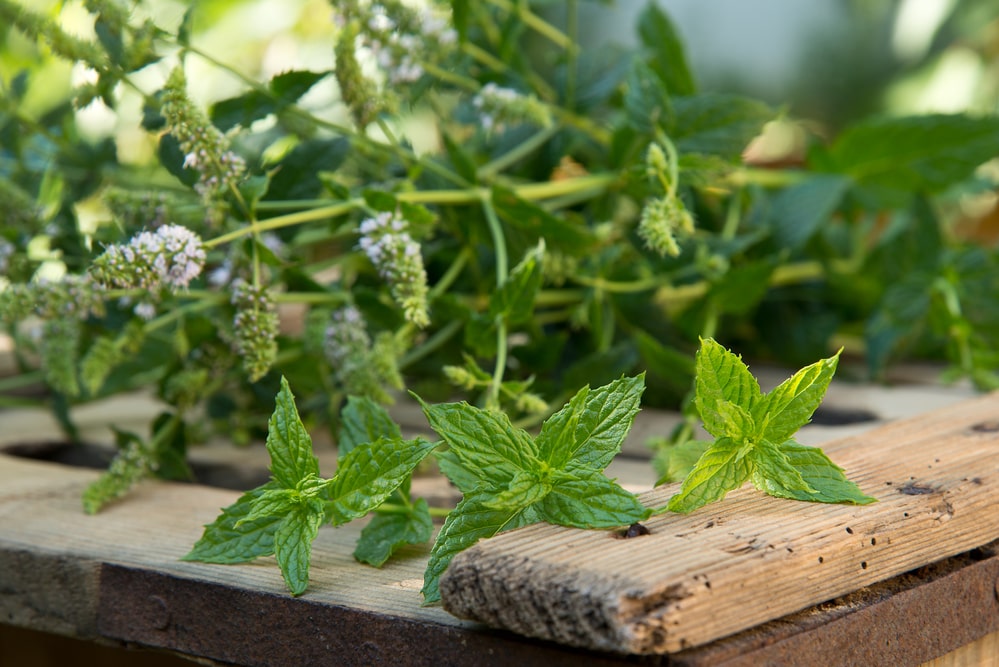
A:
[92,224,206,292]
[357,211,430,327]
[231,281,279,382]
[161,68,246,204]
[638,196,695,258]
[472,83,552,133]
[324,305,403,403]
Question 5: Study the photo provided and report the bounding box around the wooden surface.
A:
[440,392,999,654]
[0,374,997,665]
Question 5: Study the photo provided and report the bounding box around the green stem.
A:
[204,200,361,249]
[487,0,574,50]
[481,195,509,410]
[399,320,463,369]
[477,125,559,180]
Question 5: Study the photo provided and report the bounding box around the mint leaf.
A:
[354,499,433,567]
[237,488,300,525]
[419,400,539,484]
[422,494,528,604]
[753,441,876,505]
[536,374,645,470]
[694,338,761,437]
[274,505,324,596]
[758,350,840,443]
[267,377,320,488]
[326,436,438,524]
[637,2,695,96]
[715,400,756,440]
[183,482,282,564]
[480,470,550,510]
[653,438,711,484]
[666,437,753,514]
[490,242,544,326]
[434,448,481,494]
[339,395,402,459]
[749,439,814,494]
[540,467,649,528]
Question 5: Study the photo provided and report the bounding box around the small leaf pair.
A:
[419,374,649,603]
[665,338,876,514]
[184,378,436,595]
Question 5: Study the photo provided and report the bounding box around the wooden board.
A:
[439,392,999,654]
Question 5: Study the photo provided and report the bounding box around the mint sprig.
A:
[419,374,650,603]
[184,377,437,595]
[665,338,876,513]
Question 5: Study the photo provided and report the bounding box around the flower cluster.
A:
[332,0,457,118]
[231,281,279,382]
[103,188,171,231]
[472,83,552,133]
[91,223,206,293]
[0,274,105,324]
[357,211,430,327]
[324,305,402,403]
[638,195,695,258]
[161,68,246,204]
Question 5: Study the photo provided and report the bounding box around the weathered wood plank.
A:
[439,392,999,654]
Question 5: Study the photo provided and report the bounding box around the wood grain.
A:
[439,392,999,654]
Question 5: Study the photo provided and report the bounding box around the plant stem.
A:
[399,320,463,369]
[204,200,362,249]
[481,194,509,410]
[477,125,559,180]
[487,0,574,51]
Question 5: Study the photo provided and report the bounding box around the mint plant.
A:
[184,378,436,595]
[664,339,875,514]
[419,374,649,602]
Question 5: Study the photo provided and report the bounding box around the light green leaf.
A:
[326,436,437,525]
[274,505,324,596]
[339,395,402,460]
[182,482,282,564]
[237,488,299,525]
[419,400,539,485]
[422,494,527,603]
[481,470,550,511]
[535,374,646,470]
[694,338,761,438]
[715,400,755,440]
[539,467,649,528]
[753,440,876,505]
[354,499,433,567]
[749,439,814,494]
[666,437,753,514]
[758,350,840,443]
[653,438,711,484]
[434,448,482,495]
[490,241,544,326]
[267,377,320,489]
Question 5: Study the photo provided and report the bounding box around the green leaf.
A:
[666,437,753,514]
[177,6,195,46]
[264,137,349,201]
[326,437,437,524]
[749,439,814,494]
[270,70,327,104]
[753,441,876,505]
[758,350,840,444]
[422,494,526,603]
[535,374,645,470]
[481,470,550,511]
[637,1,695,95]
[274,505,324,596]
[419,399,539,486]
[266,377,320,489]
[491,186,594,253]
[707,260,776,316]
[694,338,761,438]
[771,175,851,250]
[539,467,649,528]
[653,438,711,484]
[490,242,544,325]
[354,499,433,567]
[715,400,755,440]
[826,114,999,201]
[671,94,773,160]
[339,395,402,459]
[183,483,283,564]
[211,91,275,132]
[238,488,300,525]
[434,448,482,495]
[442,130,478,183]
[623,58,671,135]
